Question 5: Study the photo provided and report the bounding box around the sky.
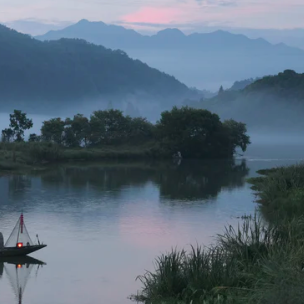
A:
[1,0,304,32]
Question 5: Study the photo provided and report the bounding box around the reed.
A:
[133,164,304,303]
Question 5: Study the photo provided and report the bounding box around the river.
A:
[0,140,303,304]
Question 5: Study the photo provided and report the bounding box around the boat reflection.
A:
[0,256,46,304]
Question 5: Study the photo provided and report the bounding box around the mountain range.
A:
[0,24,197,117]
[36,20,304,90]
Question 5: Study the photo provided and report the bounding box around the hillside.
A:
[199,70,304,132]
[0,25,195,116]
[36,20,304,90]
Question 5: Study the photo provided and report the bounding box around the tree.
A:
[64,114,91,147]
[222,119,251,152]
[128,117,155,143]
[5,110,33,142]
[218,85,224,95]
[28,133,40,142]
[1,128,14,142]
[89,109,130,145]
[41,118,65,144]
[156,106,250,158]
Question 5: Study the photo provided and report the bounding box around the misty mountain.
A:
[36,20,304,90]
[181,26,304,50]
[229,78,260,91]
[4,19,71,36]
[226,28,304,51]
[198,70,304,132]
[0,25,197,117]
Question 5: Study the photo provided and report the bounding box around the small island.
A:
[0,107,250,172]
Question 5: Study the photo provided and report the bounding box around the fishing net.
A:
[5,215,33,248]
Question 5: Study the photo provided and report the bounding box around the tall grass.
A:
[133,164,304,303]
[0,142,168,172]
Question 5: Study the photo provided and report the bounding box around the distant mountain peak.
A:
[76,19,106,26]
[77,19,89,24]
[156,28,185,37]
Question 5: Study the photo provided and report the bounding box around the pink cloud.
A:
[123,7,183,24]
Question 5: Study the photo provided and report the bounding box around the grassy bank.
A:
[0,141,166,173]
[132,164,304,304]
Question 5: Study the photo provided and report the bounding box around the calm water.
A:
[0,142,304,304]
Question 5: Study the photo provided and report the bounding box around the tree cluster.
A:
[245,69,304,99]
[1,107,250,159]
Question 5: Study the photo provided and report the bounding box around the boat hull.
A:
[0,245,47,257]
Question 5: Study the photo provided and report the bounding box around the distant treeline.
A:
[1,107,250,159]
[187,70,304,132]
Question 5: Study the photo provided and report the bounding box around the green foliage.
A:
[28,133,40,142]
[222,119,250,152]
[245,70,304,99]
[1,128,14,143]
[29,142,63,162]
[134,164,304,303]
[133,215,304,304]
[41,118,65,144]
[64,114,90,147]
[249,164,304,219]
[156,107,250,158]
[89,109,130,145]
[1,110,33,142]
[0,107,250,164]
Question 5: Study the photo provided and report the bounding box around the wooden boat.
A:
[0,214,46,257]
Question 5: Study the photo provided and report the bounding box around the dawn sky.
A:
[0,0,304,30]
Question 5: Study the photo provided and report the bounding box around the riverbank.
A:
[0,141,165,174]
[0,139,247,174]
[132,163,304,304]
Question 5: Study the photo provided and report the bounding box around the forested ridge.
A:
[196,70,304,131]
[0,25,191,112]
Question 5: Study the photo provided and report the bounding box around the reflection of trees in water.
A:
[8,175,31,199]
[36,159,249,201]
[156,159,248,201]
[39,163,156,193]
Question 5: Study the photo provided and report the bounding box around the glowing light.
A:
[17,264,22,268]
[17,242,23,248]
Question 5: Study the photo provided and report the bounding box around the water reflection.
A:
[0,256,46,304]
[155,160,248,201]
[8,176,31,199]
[23,159,249,202]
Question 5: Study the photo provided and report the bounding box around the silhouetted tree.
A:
[2,110,33,142]
[1,128,14,143]
[41,118,65,144]
[28,133,40,142]
[218,85,224,95]
[156,106,250,158]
